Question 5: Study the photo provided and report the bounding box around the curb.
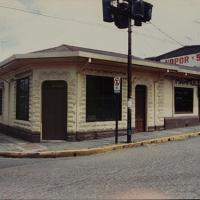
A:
[0,131,200,158]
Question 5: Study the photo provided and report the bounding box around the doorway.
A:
[135,85,147,132]
[42,81,67,140]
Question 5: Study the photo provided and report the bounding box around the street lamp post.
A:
[102,0,153,143]
[127,0,132,143]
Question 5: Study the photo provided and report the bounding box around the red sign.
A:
[161,53,200,67]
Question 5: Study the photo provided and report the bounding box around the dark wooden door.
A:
[42,81,67,140]
[135,85,147,132]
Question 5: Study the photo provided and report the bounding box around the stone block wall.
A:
[31,67,77,139]
[132,71,156,129]
[77,69,127,133]
[0,63,198,141]
[0,70,33,131]
[77,69,159,133]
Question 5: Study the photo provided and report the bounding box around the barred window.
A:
[0,89,2,115]
[175,87,193,113]
[86,75,121,122]
[16,77,29,120]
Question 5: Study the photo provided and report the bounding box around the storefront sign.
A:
[161,53,200,67]
[175,78,200,86]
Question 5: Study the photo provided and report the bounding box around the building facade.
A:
[148,45,200,67]
[0,45,199,142]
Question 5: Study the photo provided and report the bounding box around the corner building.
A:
[0,45,199,142]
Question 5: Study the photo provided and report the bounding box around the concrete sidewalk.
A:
[0,126,200,156]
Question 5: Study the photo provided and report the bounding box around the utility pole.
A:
[127,0,132,143]
[102,0,153,143]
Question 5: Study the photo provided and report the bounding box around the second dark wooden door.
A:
[135,85,147,132]
[42,81,67,140]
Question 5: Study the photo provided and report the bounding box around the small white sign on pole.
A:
[114,77,121,94]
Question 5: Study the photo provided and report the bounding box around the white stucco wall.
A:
[0,64,198,139]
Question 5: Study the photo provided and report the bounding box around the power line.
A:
[194,20,200,24]
[149,22,184,47]
[133,30,177,44]
[0,4,107,27]
[0,4,186,48]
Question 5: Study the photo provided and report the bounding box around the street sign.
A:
[114,77,121,144]
[114,77,121,94]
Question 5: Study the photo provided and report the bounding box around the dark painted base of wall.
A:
[148,126,165,132]
[1,116,200,143]
[165,116,200,129]
[67,126,165,141]
[0,123,40,143]
[67,130,127,141]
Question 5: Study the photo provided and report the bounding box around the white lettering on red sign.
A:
[160,53,200,67]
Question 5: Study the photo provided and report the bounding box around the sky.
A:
[0,0,200,61]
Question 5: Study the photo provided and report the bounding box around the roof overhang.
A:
[0,50,200,77]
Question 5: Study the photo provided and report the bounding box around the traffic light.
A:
[143,2,153,22]
[134,20,142,26]
[102,0,114,22]
[113,2,129,29]
[114,14,129,29]
[102,0,153,27]
[131,0,144,21]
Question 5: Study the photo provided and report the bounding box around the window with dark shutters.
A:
[86,75,122,122]
[175,87,193,113]
[0,89,2,115]
[16,77,29,121]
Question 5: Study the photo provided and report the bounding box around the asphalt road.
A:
[0,137,200,199]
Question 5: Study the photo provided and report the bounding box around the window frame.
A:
[0,88,3,115]
[86,75,122,122]
[16,77,30,121]
[174,87,194,114]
